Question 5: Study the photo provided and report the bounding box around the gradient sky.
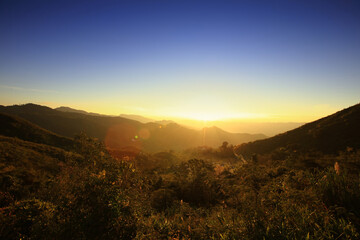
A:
[1,0,360,122]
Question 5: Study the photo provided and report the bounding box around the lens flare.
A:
[105,123,141,160]
[139,128,150,140]
[104,123,152,160]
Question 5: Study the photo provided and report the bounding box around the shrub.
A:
[150,188,176,211]
[0,199,58,239]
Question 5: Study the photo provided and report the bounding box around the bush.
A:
[0,199,58,239]
[151,188,176,211]
[173,159,220,206]
[317,168,360,229]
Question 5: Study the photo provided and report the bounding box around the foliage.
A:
[1,133,360,239]
[150,188,176,212]
[0,133,139,239]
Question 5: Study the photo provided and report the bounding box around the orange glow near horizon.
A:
[35,100,347,124]
[167,112,269,122]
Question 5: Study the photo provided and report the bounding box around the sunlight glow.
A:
[174,112,268,122]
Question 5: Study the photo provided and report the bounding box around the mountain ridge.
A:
[0,103,266,152]
[235,102,360,156]
[0,112,74,150]
[56,106,105,116]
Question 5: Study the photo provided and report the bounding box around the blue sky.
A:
[1,0,359,121]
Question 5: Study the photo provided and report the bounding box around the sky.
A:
[1,0,360,122]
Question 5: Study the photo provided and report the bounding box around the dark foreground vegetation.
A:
[1,133,360,239]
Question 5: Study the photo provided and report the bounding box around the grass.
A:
[1,134,360,239]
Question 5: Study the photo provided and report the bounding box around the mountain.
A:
[119,114,154,123]
[0,112,80,199]
[57,106,174,125]
[56,106,104,116]
[209,121,305,137]
[173,119,304,136]
[0,112,73,150]
[0,135,83,200]
[154,120,176,125]
[57,106,170,125]
[0,104,266,152]
[201,126,266,147]
[0,103,143,140]
[57,106,155,123]
[236,103,360,155]
[138,123,263,152]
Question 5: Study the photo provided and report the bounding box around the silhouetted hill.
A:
[0,104,266,152]
[57,106,172,125]
[57,106,156,123]
[56,106,104,116]
[0,103,140,140]
[119,114,154,123]
[0,112,73,150]
[0,134,83,200]
[56,106,89,114]
[154,120,176,125]
[236,103,360,155]
[202,126,266,147]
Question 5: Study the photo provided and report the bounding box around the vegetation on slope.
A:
[0,112,73,150]
[1,132,360,239]
[236,103,360,156]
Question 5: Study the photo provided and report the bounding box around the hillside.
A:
[0,112,74,150]
[0,103,141,139]
[0,104,266,152]
[56,106,157,123]
[0,135,82,199]
[236,103,360,155]
[201,126,266,147]
[119,114,154,123]
[55,106,105,116]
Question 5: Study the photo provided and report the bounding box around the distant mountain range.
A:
[236,103,360,155]
[56,106,172,124]
[206,121,305,137]
[0,104,266,152]
[118,114,154,123]
[1,102,360,156]
[55,106,105,116]
[55,106,304,136]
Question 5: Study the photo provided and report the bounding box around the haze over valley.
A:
[54,104,304,136]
